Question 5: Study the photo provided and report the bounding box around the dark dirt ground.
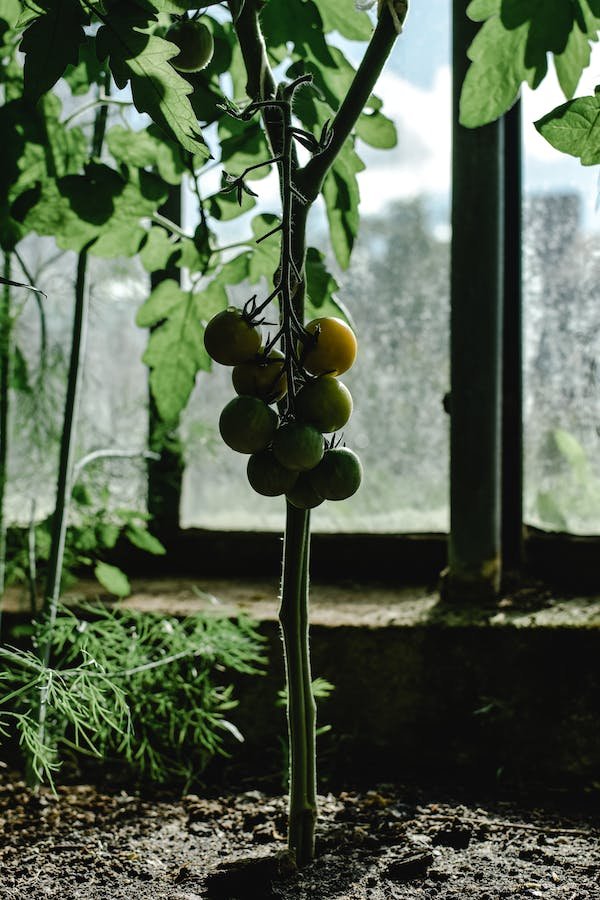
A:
[0,773,599,900]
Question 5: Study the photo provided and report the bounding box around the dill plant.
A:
[0,603,265,788]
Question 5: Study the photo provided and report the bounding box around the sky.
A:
[189,1,600,239]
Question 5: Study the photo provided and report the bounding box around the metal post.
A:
[502,100,524,577]
[445,0,504,602]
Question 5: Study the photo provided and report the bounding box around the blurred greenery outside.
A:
[9,189,600,536]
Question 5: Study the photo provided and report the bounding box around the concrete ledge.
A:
[3,579,600,786]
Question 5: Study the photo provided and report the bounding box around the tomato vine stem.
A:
[229,0,403,866]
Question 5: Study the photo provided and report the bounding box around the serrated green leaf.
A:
[20,0,88,101]
[318,0,373,39]
[216,252,250,287]
[356,108,397,149]
[208,186,256,220]
[141,283,212,422]
[321,142,364,269]
[97,523,121,549]
[219,117,271,178]
[95,562,131,598]
[461,0,600,127]
[22,163,168,255]
[535,92,600,165]
[63,35,103,95]
[305,246,339,306]
[195,277,229,322]
[125,523,166,555]
[178,225,211,273]
[97,12,209,156]
[139,227,181,271]
[107,124,186,185]
[136,278,185,327]
[0,0,20,25]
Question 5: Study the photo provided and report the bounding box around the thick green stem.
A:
[229,0,403,867]
[279,504,316,865]
[0,254,11,634]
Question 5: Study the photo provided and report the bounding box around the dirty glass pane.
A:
[180,1,451,532]
[522,59,600,535]
[8,240,149,524]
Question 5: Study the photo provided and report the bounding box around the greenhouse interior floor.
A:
[2,579,600,898]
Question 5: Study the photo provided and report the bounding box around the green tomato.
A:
[286,473,324,509]
[232,349,287,404]
[219,396,278,454]
[295,375,353,434]
[166,19,214,73]
[204,308,262,367]
[272,422,324,471]
[308,447,362,500]
[247,449,298,496]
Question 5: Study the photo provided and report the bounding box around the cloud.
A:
[355,66,452,213]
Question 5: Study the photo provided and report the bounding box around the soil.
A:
[0,774,598,900]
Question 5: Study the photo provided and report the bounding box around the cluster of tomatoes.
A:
[203,309,363,509]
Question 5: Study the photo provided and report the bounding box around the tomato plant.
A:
[0,0,408,868]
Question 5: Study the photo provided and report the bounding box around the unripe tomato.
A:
[301,316,357,376]
[308,447,362,500]
[219,396,278,454]
[232,349,287,404]
[272,422,324,471]
[295,375,353,434]
[166,19,214,73]
[247,449,298,496]
[286,473,324,509]
[204,308,262,366]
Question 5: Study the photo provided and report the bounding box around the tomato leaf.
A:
[460,0,600,127]
[535,91,600,165]
[318,0,373,40]
[107,123,187,185]
[137,278,227,423]
[305,247,339,307]
[94,562,131,598]
[139,226,181,272]
[20,0,88,102]
[125,523,166,555]
[356,107,397,149]
[96,8,209,157]
[321,142,364,269]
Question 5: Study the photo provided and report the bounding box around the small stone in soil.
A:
[382,850,434,881]
[205,850,297,899]
[432,820,472,850]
